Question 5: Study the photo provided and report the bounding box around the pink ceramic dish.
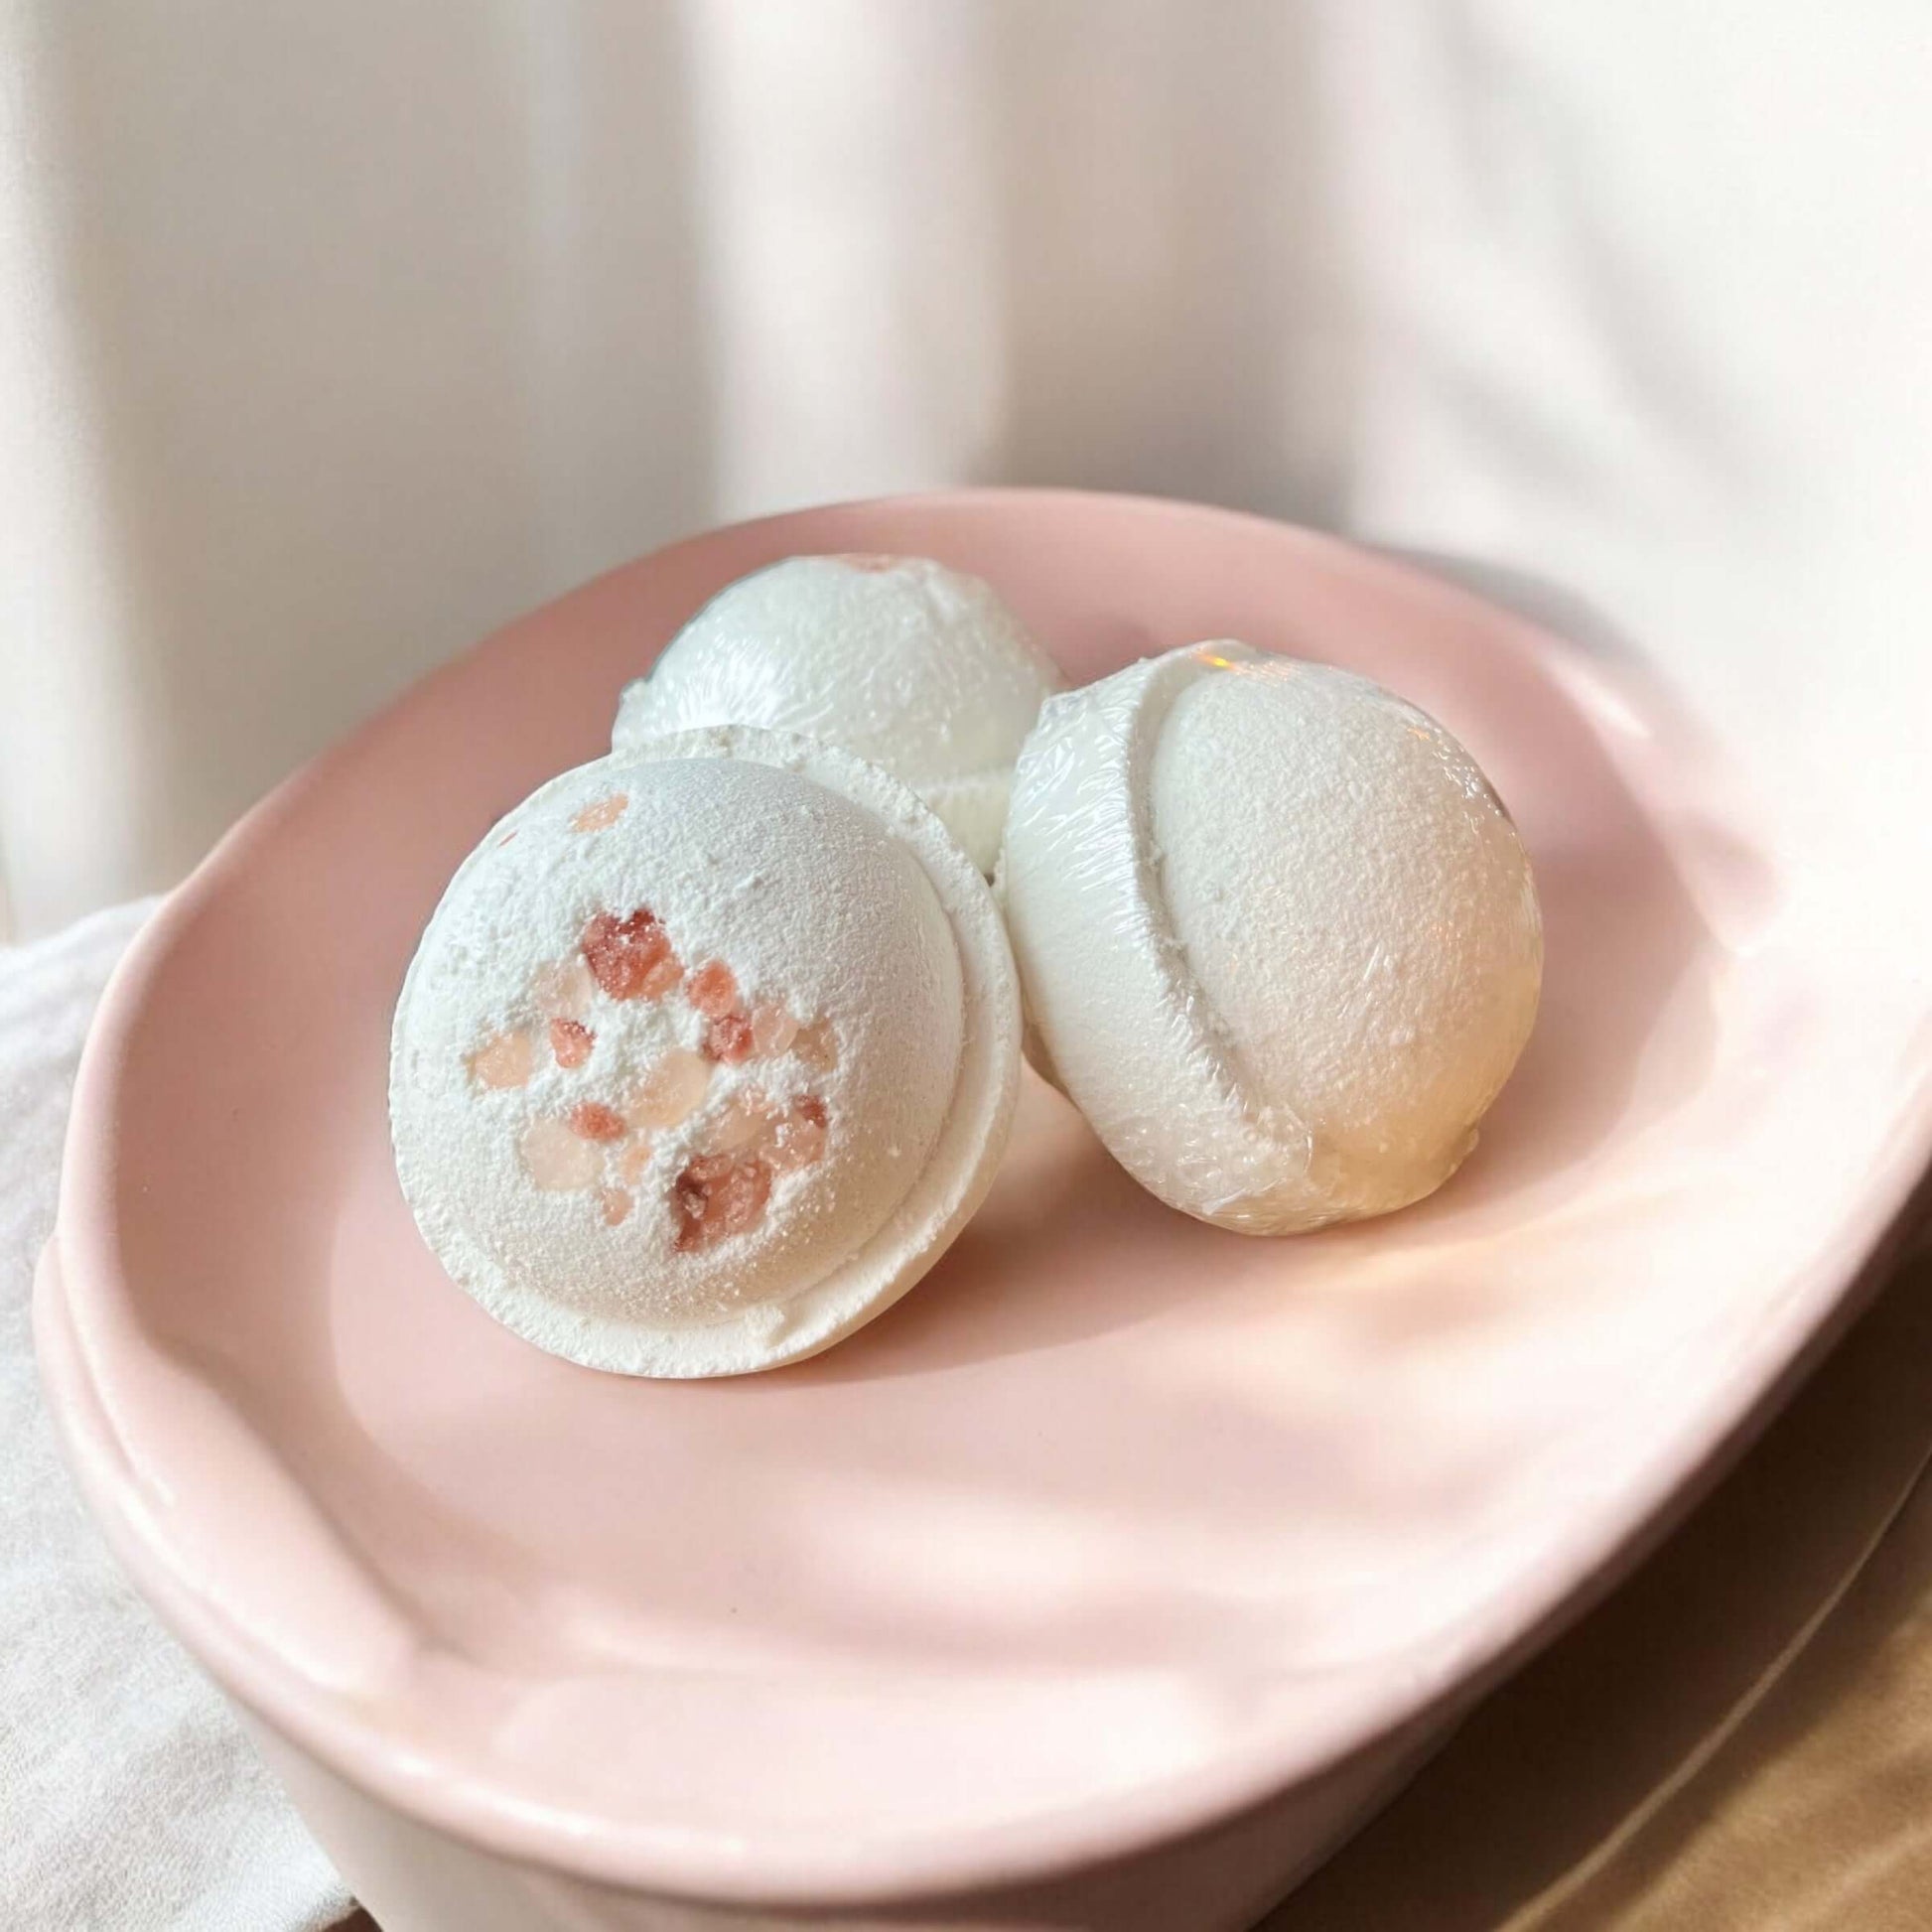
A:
[37,491,1932,1932]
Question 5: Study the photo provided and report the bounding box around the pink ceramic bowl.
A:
[37,492,1932,1931]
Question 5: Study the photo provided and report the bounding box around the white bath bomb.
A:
[390,727,1021,1376]
[613,554,1064,874]
[997,642,1542,1232]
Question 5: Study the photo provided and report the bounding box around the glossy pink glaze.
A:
[38,492,1932,1911]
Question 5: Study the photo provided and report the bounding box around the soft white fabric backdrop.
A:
[1,1,1928,936]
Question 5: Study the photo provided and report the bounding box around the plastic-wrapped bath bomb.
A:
[390,727,1021,1376]
[998,642,1542,1233]
[613,555,1064,874]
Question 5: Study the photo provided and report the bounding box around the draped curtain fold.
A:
[0,1,1926,937]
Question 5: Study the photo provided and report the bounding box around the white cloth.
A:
[0,901,352,1931]
[6,2,1927,939]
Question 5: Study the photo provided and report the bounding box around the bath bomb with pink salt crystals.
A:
[389,726,1021,1377]
[613,554,1064,874]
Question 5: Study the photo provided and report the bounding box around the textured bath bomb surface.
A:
[390,726,1021,1376]
[997,642,1542,1233]
[614,554,1064,874]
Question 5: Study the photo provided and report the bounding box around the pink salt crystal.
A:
[521,1116,602,1191]
[549,1018,594,1068]
[531,956,596,1020]
[703,1088,775,1156]
[468,1030,534,1090]
[618,1137,655,1184]
[672,1153,772,1253]
[624,1048,711,1129]
[688,960,740,1018]
[713,1160,770,1237]
[638,951,683,1000]
[764,1094,828,1174]
[571,793,628,833]
[569,1100,626,1143]
[703,1011,756,1064]
[583,908,676,1002]
[749,1002,798,1057]
[672,1154,730,1248]
[793,1018,838,1072]
[599,1186,633,1227]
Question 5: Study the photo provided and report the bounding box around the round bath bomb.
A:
[613,554,1064,874]
[390,727,1021,1376]
[997,642,1542,1233]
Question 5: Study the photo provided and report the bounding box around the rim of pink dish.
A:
[40,489,1932,1908]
